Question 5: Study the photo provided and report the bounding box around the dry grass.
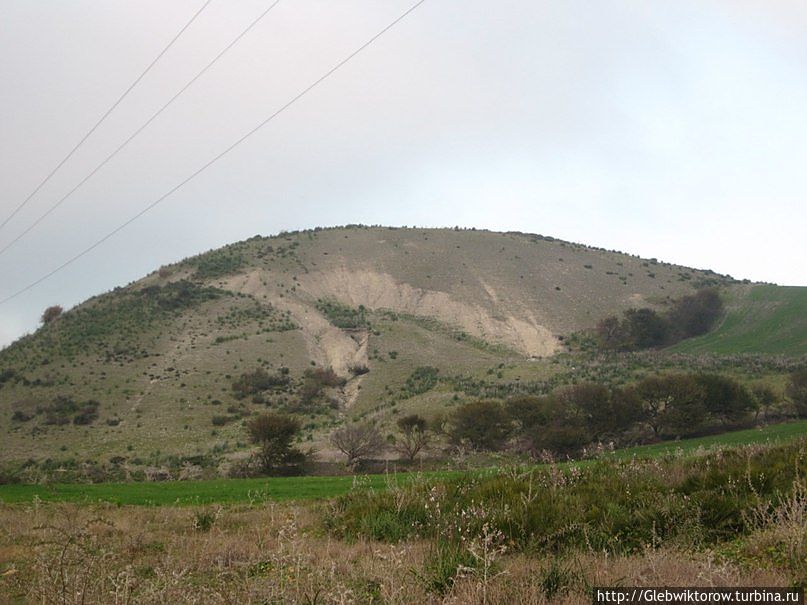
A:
[0,501,792,605]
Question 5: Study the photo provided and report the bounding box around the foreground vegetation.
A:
[0,438,803,604]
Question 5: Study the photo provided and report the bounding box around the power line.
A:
[0,0,282,259]
[0,0,428,306]
[0,0,214,233]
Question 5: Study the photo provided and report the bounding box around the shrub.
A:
[403,366,440,397]
[11,410,32,422]
[231,368,290,399]
[193,509,218,532]
[623,308,670,349]
[0,369,17,387]
[72,400,100,425]
[41,396,81,425]
[305,367,345,388]
[349,364,370,376]
[316,299,368,329]
[193,250,245,279]
[595,288,724,351]
[416,541,477,595]
[41,305,64,324]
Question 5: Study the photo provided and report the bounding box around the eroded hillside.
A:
[0,226,737,464]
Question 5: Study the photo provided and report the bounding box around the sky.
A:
[1,0,806,348]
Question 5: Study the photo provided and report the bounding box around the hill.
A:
[0,225,796,468]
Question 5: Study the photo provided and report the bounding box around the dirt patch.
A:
[297,268,558,357]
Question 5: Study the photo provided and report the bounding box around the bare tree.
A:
[330,422,384,469]
[395,414,430,461]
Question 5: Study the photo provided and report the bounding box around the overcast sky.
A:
[1,0,806,348]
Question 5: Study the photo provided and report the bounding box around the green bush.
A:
[231,368,290,399]
[193,250,245,279]
[316,299,368,329]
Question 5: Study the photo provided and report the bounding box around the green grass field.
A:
[672,284,807,355]
[1,420,804,506]
[0,470,466,506]
[606,419,807,458]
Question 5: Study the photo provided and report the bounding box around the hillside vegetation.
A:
[0,226,802,470]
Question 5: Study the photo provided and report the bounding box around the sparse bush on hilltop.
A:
[192,249,245,280]
[40,305,63,324]
[305,366,345,388]
[0,368,17,388]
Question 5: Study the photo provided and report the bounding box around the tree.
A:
[450,400,511,451]
[668,288,724,338]
[506,395,553,432]
[395,414,430,461]
[636,374,706,438]
[624,308,670,349]
[41,305,63,324]
[786,369,807,418]
[330,422,384,469]
[695,374,754,425]
[595,316,630,350]
[557,383,615,441]
[246,412,304,474]
[751,384,777,420]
